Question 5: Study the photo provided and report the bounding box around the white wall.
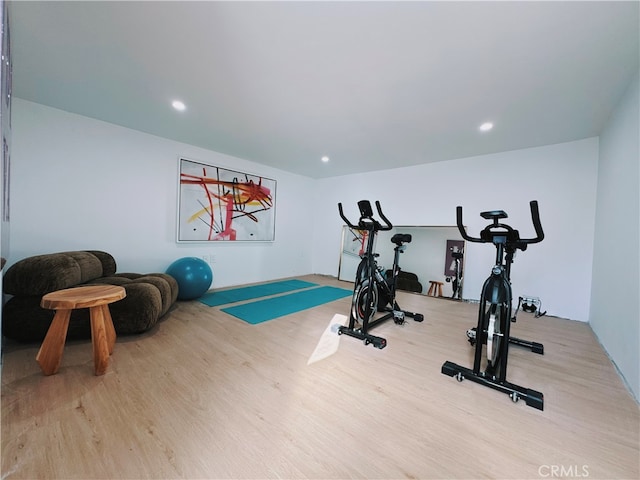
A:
[11,99,600,324]
[590,73,640,400]
[9,99,315,289]
[313,138,599,322]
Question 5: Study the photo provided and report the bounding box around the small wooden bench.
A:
[427,281,444,297]
[36,285,126,375]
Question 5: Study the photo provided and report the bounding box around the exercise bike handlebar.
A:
[526,200,545,244]
[374,201,394,231]
[338,202,357,229]
[456,200,544,245]
[338,200,393,231]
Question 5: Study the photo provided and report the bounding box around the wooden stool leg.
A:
[36,309,72,375]
[427,283,435,296]
[89,305,110,376]
[100,304,117,354]
[437,284,443,297]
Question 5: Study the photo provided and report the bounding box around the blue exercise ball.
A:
[166,257,213,300]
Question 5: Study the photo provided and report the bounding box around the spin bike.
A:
[338,200,424,349]
[441,201,545,410]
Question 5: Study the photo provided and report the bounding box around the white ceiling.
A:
[10,1,640,179]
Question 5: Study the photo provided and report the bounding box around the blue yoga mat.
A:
[221,286,352,324]
[199,279,317,307]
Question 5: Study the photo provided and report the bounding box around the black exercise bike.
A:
[338,200,424,349]
[441,200,545,409]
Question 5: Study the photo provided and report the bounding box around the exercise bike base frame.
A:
[441,360,544,410]
[339,308,424,349]
[509,336,544,355]
[338,326,387,349]
[467,327,544,355]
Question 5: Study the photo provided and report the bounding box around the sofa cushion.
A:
[3,251,112,296]
[85,250,117,276]
[87,273,178,316]
[2,295,55,342]
[106,282,163,334]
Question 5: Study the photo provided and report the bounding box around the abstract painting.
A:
[177,158,276,242]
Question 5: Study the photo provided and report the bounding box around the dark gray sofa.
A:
[2,250,178,342]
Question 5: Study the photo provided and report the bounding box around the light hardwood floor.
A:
[2,275,638,479]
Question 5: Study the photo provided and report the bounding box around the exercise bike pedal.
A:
[392,310,405,325]
[466,328,478,346]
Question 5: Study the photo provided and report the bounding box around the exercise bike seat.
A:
[391,233,412,245]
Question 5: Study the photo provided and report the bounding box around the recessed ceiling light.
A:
[321,156,330,163]
[479,122,494,132]
[172,100,186,111]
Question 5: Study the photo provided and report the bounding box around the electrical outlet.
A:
[209,255,216,264]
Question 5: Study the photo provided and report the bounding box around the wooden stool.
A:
[37,285,126,376]
[427,281,444,297]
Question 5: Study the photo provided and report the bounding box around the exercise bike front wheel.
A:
[352,279,378,327]
[485,303,505,367]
